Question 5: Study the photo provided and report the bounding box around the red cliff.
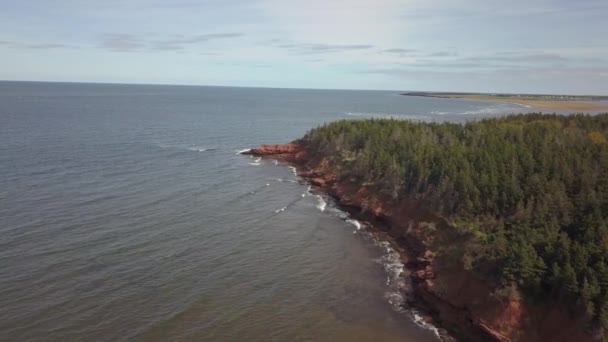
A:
[245,141,601,342]
[241,143,308,163]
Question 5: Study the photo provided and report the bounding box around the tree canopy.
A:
[303,113,608,328]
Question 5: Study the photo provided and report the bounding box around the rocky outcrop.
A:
[241,143,308,163]
[245,141,600,342]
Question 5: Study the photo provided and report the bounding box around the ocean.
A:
[0,81,531,341]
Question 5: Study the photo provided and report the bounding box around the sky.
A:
[0,0,607,94]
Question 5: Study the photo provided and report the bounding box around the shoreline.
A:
[241,144,491,341]
[299,171,491,342]
[315,190,448,340]
[242,141,599,342]
[401,92,608,111]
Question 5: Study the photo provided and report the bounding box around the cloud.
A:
[0,40,78,50]
[151,32,243,50]
[98,32,243,52]
[395,52,572,70]
[384,48,416,54]
[468,52,567,64]
[25,43,74,49]
[303,43,374,53]
[99,34,144,52]
[427,51,458,57]
[150,1,208,9]
[274,41,374,54]
[353,49,604,76]
[361,64,608,80]
[257,0,405,47]
[357,64,608,94]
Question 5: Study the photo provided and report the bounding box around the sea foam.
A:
[411,310,441,338]
[310,188,441,337]
[248,157,262,166]
[188,147,208,152]
[374,240,407,310]
[346,219,362,231]
[315,195,327,212]
[274,206,287,213]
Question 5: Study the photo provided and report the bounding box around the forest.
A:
[302,113,608,328]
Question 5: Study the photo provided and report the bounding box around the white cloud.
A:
[257,0,408,46]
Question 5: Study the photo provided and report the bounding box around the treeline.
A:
[302,113,608,328]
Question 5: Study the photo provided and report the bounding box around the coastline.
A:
[241,143,491,341]
[401,92,608,111]
[242,142,599,342]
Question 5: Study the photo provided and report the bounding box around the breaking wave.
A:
[274,178,298,183]
[346,219,363,231]
[187,146,218,152]
[155,143,219,153]
[315,195,327,212]
[411,310,441,338]
[249,157,261,166]
[307,185,442,337]
[274,206,287,213]
[375,240,406,295]
[273,193,308,214]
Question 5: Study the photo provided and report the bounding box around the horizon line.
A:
[1,79,606,97]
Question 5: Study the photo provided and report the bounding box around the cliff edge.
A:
[243,141,600,342]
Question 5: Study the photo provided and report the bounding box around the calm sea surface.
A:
[1,82,531,341]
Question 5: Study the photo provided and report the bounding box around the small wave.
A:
[248,157,262,166]
[274,206,287,213]
[188,147,208,152]
[248,183,271,195]
[306,189,441,337]
[273,193,307,214]
[411,310,441,338]
[156,143,217,153]
[346,219,363,231]
[315,195,327,212]
[236,148,251,155]
[377,241,404,282]
[345,111,417,120]
[374,240,407,312]
[458,103,524,115]
[346,111,391,118]
[275,178,298,183]
[288,166,297,176]
[273,160,279,166]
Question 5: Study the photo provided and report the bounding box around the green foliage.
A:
[303,113,608,326]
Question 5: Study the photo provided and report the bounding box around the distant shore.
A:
[401,91,608,111]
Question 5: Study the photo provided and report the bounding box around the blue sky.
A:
[1,0,607,94]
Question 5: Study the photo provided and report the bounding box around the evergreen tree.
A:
[302,113,608,325]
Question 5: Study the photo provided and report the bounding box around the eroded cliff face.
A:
[245,142,600,342]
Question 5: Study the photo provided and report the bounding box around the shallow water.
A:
[0,82,532,341]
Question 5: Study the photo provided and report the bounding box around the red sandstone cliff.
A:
[244,142,601,342]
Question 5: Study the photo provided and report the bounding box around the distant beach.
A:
[402,91,608,111]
